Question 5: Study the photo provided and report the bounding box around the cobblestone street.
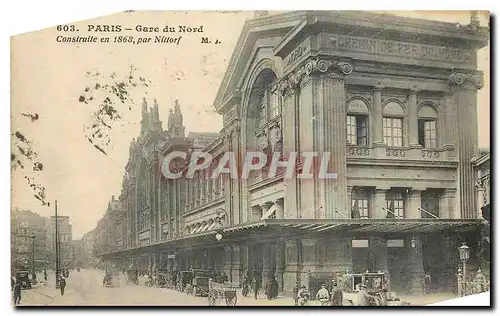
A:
[13,269,459,306]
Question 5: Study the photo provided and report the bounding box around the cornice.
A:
[279,57,353,97]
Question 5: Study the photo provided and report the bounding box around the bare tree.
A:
[11,64,152,206]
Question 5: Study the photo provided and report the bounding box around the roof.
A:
[213,11,489,112]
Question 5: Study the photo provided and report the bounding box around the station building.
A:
[96,11,489,295]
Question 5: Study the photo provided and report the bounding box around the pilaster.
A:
[261,243,272,286]
[373,84,384,145]
[275,241,286,292]
[231,244,242,285]
[373,188,387,219]
[251,205,262,222]
[283,240,301,295]
[449,69,483,218]
[408,87,421,147]
[408,236,425,294]
[407,189,422,219]
[274,198,285,219]
[441,188,458,219]
[280,81,299,219]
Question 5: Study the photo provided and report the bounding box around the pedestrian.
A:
[266,278,272,299]
[316,284,330,305]
[251,277,259,300]
[424,272,432,294]
[11,276,15,291]
[242,275,250,297]
[298,285,309,306]
[331,281,343,306]
[270,276,279,299]
[59,276,66,296]
[356,283,374,306]
[292,281,300,306]
[44,270,48,282]
[221,271,229,283]
[13,279,22,305]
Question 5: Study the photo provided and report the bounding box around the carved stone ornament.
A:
[449,70,484,89]
[279,58,353,97]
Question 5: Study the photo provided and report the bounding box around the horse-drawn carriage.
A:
[126,268,139,285]
[342,271,410,306]
[103,270,121,288]
[192,275,211,296]
[208,279,238,306]
[177,271,194,292]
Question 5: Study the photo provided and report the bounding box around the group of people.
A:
[241,275,279,300]
[12,270,67,305]
[314,282,344,306]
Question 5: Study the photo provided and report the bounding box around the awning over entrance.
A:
[100,218,482,259]
[226,218,483,234]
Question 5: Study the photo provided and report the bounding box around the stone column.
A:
[370,237,388,273]
[275,241,286,292]
[300,238,317,289]
[373,84,384,145]
[407,189,422,219]
[260,202,273,220]
[408,236,425,294]
[408,88,421,147]
[280,80,299,219]
[251,205,262,222]
[283,240,301,296]
[440,235,457,292]
[207,249,214,270]
[274,198,285,219]
[316,60,351,218]
[440,188,458,219]
[231,245,242,285]
[347,186,353,218]
[261,243,272,288]
[449,70,483,218]
[224,246,232,280]
[373,188,387,218]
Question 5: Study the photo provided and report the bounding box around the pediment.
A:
[213,13,306,113]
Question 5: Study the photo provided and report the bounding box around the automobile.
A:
[15,271,32,290]
[192,276,210,296]
[342,271,410,306]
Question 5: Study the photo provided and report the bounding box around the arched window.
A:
[383,101,405,147]
[417,104,438,149]
[246,68,282,155]
[347,99,370,146]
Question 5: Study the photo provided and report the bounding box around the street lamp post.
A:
[458,242,471,294]
[31,233,36,270]
[214,209,227,242]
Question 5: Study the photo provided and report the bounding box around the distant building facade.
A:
[81,229,96,268]
[47,216,73,268]
[11,209,50,270]
[93,11,489,295]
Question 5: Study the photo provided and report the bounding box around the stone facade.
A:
[93,11,489,296]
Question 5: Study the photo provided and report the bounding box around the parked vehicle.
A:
[192,276,211,296]
[176,271,194,292]
[208,279,237,306]
[15,271,32,289]
[104,271,120,287]
[126,268,139,285]
[342,271,410,306]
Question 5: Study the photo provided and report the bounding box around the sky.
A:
[11,11,490,239]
